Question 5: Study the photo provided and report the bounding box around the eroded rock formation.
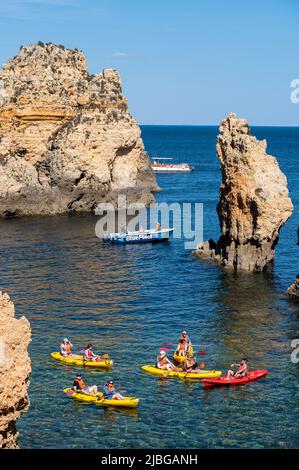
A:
[195,114,293,271]
[287,276,299,299]
[286,227,299,299]
[0,42,158,216]
[0,292,31,448]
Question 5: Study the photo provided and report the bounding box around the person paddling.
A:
[226,358,248,379]
[156,350,177,371]
[60,338,73,357]
[72,374,98,395]
[83,343,98,362]
[103,380,125,400]
[183,353,199,372]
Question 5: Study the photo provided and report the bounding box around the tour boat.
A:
[150,157,193,173]
[103,228,175,244]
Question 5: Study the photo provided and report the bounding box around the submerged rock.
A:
[286,275,299,299]
[195,114,293,271]
[0,43,158,216]
[0,292,31,448]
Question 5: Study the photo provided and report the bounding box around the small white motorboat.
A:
[150,157,193,173]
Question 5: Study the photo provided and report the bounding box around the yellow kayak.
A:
[141,364,222,380]
[173,346,194,364]
[63,388,139,408]
[51,352,113,368]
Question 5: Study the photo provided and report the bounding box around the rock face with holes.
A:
[0,291,31,448]
[0,42,158,216]
[195,114,293,271]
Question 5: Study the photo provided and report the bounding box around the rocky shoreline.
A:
[0,292,31,448]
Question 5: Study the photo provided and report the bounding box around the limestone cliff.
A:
[0,292,31,448]
[0,43,158,216]
[195,114,293,271]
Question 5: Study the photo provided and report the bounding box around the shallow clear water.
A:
[1,126,299,448]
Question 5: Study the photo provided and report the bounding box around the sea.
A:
[1,125,298,448]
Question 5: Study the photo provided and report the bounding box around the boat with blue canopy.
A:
[103,227,175,244]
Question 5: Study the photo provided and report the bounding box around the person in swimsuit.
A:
[60,338,73,357]
[103,380,125,400]
[72,374,98,395]
[226,358,248,379]
[183,354,198,372]
[156,350,177,371]
[175,338,188,357]
[83,343,99,362]
[180,331,192,353]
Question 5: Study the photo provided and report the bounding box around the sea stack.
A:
[0,292,31,448]
[195,114,293,271]
[0,43,158,217]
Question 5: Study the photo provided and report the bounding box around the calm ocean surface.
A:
[1,125,299,448]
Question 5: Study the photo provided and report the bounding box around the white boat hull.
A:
[151,165,192,173]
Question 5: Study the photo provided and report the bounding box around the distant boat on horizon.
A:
[150,157,194,173]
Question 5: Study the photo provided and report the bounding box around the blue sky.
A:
[0,0,298,125]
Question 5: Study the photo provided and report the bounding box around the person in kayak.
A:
[103,380,125,400]
[183,353,199,372]
[60,338,73,357]
[226,358,248,379]
[72,374,98,395]
[156,350,177,371]
[175,338,188,357]
[83,343,99,362]
[180,331,192,353]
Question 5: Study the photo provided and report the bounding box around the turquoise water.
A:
[1,126,299,448]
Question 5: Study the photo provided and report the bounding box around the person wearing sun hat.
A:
[156,350,176,371]
[60,338,73,357]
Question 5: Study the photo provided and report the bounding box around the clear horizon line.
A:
[139,123,299,128]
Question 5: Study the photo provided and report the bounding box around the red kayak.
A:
[202,370,268,389]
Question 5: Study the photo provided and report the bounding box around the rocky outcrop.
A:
[287,275,299,299]
[0,292,31,448]
[286,227,299,299]
[0,43,158,216]
[195,114,293,271]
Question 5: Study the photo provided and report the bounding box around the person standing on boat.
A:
[155,222,161,231]
[180,331,192,353]
[156,350,177,371]
[60,338,73,357]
